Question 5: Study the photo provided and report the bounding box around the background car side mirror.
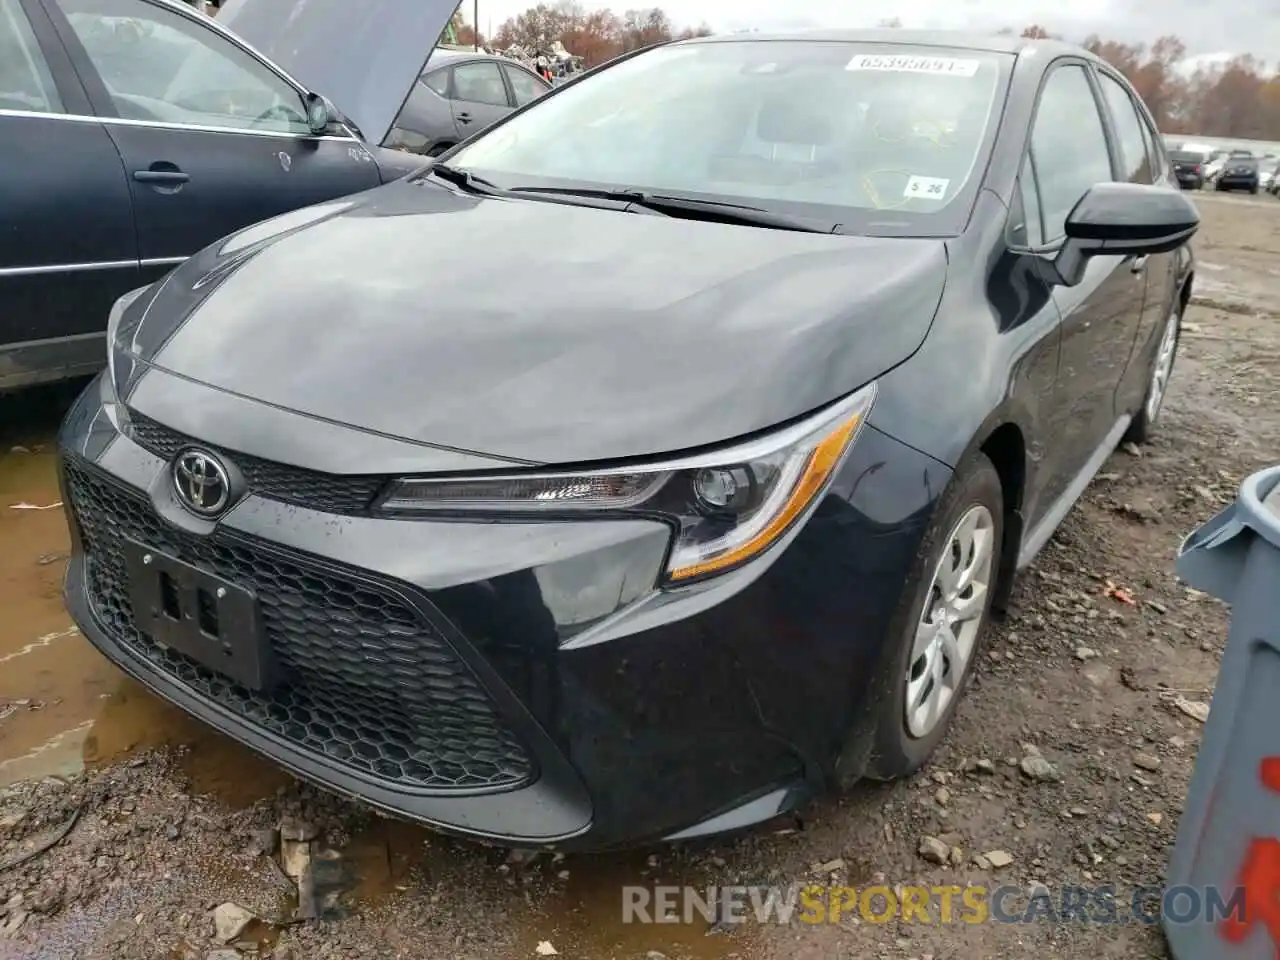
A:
[1048,182,1200,287]
[305,92,339,136]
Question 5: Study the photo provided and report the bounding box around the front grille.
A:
[128,414,385,515]
[65,460,534,792]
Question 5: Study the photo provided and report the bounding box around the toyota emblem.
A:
[173,449,231,517]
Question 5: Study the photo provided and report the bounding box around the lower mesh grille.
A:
[65,460,534,792]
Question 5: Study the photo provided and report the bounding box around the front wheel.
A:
[1124,302,1181,445]
[859,453,1004,781]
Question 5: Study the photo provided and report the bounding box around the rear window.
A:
[449,40,1014,237]
[1169,151,1204,162]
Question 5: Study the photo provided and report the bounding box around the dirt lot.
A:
[1,193,1278,960]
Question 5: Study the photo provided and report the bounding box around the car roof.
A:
[428,47,515,65]
[688,28,1104,64]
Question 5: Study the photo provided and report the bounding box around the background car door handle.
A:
[1130,255,1148,274]
[457,112,473,123]
[133,169,189,184]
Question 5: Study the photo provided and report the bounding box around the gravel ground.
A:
[1,192,1277,960]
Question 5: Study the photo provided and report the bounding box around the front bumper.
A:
[58,373,947,849]
[1217,174,1258,189]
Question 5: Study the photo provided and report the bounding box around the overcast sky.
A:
[469,0,1280,67]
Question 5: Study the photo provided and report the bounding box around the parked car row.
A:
[0,0,547,390]
[44,22,1200,850]
[1166,140,1280,195]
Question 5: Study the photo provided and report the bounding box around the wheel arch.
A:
[946,405,1035,613]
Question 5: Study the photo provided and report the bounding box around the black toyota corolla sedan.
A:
[58,30,1198,850]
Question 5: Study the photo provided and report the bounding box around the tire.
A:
[1124,299,1181,445]
[857,453,1005,782]
[1251,186,1259,195]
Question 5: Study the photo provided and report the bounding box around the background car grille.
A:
[128,414,385,515]
[65,460,534,793]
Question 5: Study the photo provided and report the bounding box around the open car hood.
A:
[214,0,459,146]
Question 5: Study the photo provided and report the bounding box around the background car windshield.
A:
[449,41,1010,233]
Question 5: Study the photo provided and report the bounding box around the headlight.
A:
[380,382,876,583]
[105,285,150,395]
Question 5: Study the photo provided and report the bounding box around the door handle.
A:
[1130,255,1148,275]
[456,112,473,123]
[133,170,189,184]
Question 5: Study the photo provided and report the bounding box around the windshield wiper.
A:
[507,186,835,233]
[427,162,504,195]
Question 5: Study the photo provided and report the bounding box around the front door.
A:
[45,0,383,282]
[0,0,136,388]
[1024,61,1147,509]
[447,60,513,139]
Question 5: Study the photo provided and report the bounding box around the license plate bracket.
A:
[123,539,274,691]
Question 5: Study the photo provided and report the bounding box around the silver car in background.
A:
[384,48,550,156]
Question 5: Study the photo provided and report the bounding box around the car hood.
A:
[117,180,947,467]
[214,0,458,146]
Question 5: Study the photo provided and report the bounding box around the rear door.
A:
[382,65,461,155]
[1094,69,1182,418]
[44,0,383,283]
[1025,61,1147,508]
[447,59,513,137]
[0,0,136,388]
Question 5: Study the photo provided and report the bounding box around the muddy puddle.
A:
[1,384,751,959]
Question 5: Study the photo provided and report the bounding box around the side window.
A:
[0,0,64,112]
[1097,72,1152,183]
[423,67,449,97]
[452,61,509,107]
[1140,118,1169,182]
[55,0,310,134]
[1029,64,1113,242]
[504,65,546,107]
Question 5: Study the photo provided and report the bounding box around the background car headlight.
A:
[380,382,876,583]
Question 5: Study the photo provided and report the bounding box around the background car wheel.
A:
[1124,301,1181,445]
[858,453,1004,782]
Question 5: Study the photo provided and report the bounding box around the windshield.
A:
[448,40,1012,236]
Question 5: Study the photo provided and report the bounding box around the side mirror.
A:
[1048,182,1199,287]
[305,92,337,136]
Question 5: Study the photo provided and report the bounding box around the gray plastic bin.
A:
[1165,465,1280,959]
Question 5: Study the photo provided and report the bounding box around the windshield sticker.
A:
[846,55,980,77]
[903,175,950,199]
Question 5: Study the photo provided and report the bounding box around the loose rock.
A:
[918,836,950,865]
[1020,755,1061,782]
[212,903,254,943]
[984,850,1015,869]
[1133,752,1162,772]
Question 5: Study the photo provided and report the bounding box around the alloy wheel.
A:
[905,504,996,739]
[1145,308,1180,424]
